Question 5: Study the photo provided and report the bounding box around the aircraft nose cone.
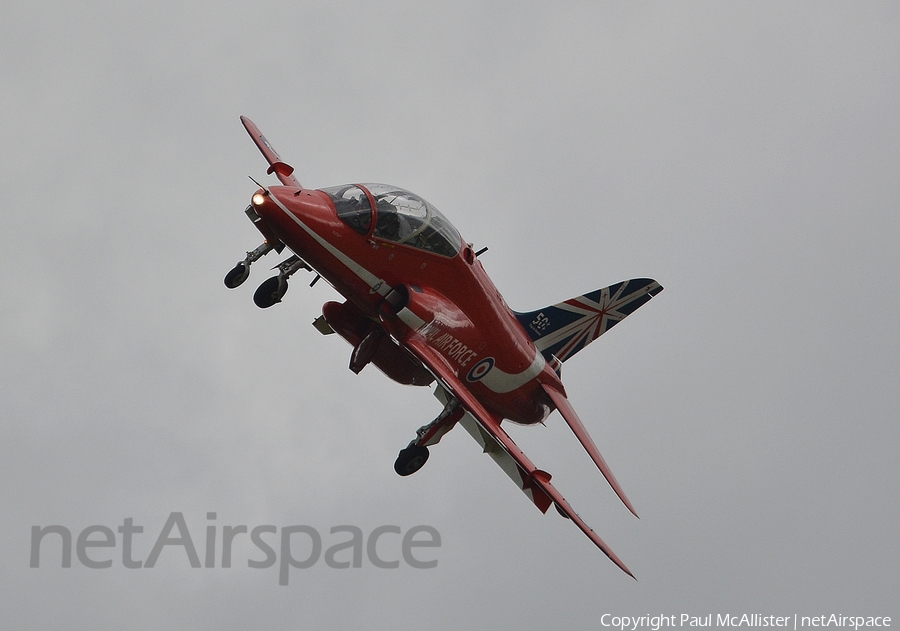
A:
[247,186,338,254]
[249,190,276,220]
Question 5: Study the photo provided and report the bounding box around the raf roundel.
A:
[467,357,495,382]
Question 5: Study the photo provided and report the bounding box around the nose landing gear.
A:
[224,242,276,289]
[224,262,251,289]
[225,242,312,309]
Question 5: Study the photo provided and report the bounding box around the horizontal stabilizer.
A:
[427,380,634,578]
[515,279,662,363]
[466,408,635,578]
[542,383,637,518]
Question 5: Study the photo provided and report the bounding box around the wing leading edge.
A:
[403,335,635,579]
[240,116,302,188]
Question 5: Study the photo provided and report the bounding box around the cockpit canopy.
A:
[320,183,461,258]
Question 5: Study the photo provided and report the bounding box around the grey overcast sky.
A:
[2,1,898,628]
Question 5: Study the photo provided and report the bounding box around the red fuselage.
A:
[249,184,562,424]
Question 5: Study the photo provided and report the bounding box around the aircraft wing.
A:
[240,116,302,188]
[401,334,635,578]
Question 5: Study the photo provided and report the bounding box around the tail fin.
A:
[514,279,662,363]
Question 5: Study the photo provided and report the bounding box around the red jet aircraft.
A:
[225,117,662,577]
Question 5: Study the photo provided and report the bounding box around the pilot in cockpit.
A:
[375,199,413,242]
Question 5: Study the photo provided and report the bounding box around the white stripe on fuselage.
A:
[270,193,391,297]
[478,350,545,394]
[269,193,542,394]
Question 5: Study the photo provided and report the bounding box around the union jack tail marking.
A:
[514,278,663,363]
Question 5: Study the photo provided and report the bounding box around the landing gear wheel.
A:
[253,276,288,309]
[224,262,250,289]
[394,445,429,476]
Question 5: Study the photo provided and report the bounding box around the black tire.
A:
[394,445,430,476]
[253,276,287,308]
[224,263,250,289]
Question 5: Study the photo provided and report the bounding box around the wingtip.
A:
[623,493,640,518]
[608,482,639,519]
[605,547,637,580]
[600,471,639,519]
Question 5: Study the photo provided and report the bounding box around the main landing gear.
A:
[252,255,310,308]
[224,242,312,309]
[394,445,430,476]
[394,394,464,476]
